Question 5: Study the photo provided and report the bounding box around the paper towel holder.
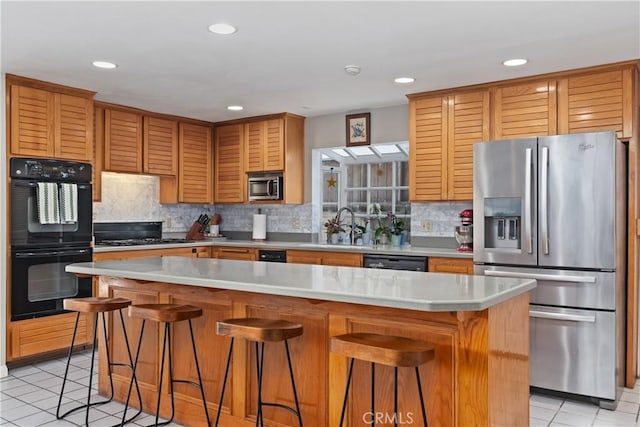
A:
[252,208,267,242]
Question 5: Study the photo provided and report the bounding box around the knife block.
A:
[186,221,205,240]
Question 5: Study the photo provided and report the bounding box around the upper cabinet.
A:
[143,116,178,176]
[8,75,94,162]
[179,123,212,203]
[409,90,490,201]
[245,118,285,172]
[104,109,143,173]
[408,61,637,202]
[214,113,305,204]
[214,124,245,203]
[558,68,634,139]
[493,80,557,139]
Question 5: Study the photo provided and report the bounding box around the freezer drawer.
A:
[530,305,616,401]
[476,266,616,310]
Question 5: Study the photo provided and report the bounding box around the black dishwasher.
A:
[258,249,287,263]
[362,254,427,271]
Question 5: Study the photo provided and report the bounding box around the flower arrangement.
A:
[324,215,345,234]
[371,204,406,243]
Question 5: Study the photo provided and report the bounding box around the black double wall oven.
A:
[10,157,93,321]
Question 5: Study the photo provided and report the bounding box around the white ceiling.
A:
[2,1,639,123]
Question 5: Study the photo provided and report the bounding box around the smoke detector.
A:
[344,65,361,76]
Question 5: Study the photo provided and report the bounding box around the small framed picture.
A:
[345,112,370,146]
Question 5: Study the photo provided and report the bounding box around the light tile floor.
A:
[1,349,640,426]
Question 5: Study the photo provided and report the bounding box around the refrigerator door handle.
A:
[524,148,533,253]
[530,309,596,323]
[484,269,597,283]
[541,146,549,255]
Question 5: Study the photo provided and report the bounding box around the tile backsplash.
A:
[93,172,212,232]
[95,172,471,240]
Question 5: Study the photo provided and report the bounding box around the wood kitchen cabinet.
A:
[178,123,213,203]
[8,75,95,162]
[558,68,634,139]
[214,113,305,204]
[143,116,178,176]
[94,246,210,261]
[409,90,490,201]
[104,108,143,173]
[212,246,258,261]
[287,250,362,267]
[428,257,474,274]
[245,118,285,172]
[492,79,557,139]
[214,124,245,203]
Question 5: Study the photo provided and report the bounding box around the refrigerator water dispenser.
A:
[483,197,521,249]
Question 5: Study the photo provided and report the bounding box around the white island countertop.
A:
[67,256,535,312]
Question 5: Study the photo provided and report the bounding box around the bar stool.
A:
[56,297,142,426]
[330,333,435,427]
[122,303,210,427]
[215,318,304,427]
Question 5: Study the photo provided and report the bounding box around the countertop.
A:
[67,256,534,312]
[93,239,473,258]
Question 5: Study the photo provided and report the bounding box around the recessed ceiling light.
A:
[208,23,237,35]
[227,105,243,111]
[503,58,528,67]
[92,61,117,69]
[344,65,361,76]
[394,77,415,84]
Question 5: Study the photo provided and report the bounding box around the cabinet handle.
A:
[220,248,249,253]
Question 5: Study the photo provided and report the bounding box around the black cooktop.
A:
[94,222,193,246]
[98,238,194,247]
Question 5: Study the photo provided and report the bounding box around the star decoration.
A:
[327,176,337,188]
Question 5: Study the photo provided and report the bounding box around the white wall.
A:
[303,104,409,203]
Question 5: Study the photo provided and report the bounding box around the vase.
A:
[391,234,401,246]
[379,233,388,246]
[400,230,408,245]
[330,233,339,244]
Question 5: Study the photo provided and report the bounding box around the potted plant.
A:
[324,215,345,244]
[391,215,406,246]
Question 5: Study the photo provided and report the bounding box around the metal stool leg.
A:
[154,323,170,426]
[371,362,375,426]
[56,312,81,419]
[188,319,211,426]
[415,366,428,427]
[214,338,234,426]
[122,319,147,425]
[284,340,303,426]
[393,367,398,427]
[255,342,265,427]
[117,309,142,424]
[338,358,354,427]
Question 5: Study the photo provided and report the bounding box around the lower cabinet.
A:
[212,246,258,261]
[93,246,210,261]
[428,257,474,274]
[8,312,91,361]
[287,250,362,267]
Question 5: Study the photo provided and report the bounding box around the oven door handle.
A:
[14,181,38,188]
[15,249,91,258]
[530,309,596,323]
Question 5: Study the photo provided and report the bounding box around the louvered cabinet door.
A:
[144,116,178,175]
[104,109,143,173]
[10,85,55,157]
[409,96,448,201]
[179,123,212,203]
[263,118,284,171]
[447,91,490,200]
[54,93,93,161]
[215,124,245,203]
[245,121,264,172]
[493,80,557,139]
[558,68,633,139]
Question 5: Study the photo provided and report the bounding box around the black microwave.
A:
[248,174,283,201]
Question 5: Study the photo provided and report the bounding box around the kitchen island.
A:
[67,256,535,426]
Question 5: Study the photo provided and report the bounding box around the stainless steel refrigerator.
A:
[473,131,627,409]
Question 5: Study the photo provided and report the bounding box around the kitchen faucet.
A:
[336,207,355,245]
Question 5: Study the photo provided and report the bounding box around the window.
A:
[315,143,410,240]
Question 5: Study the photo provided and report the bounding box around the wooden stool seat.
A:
[216,317,303,342]
[63,297,131,313]
[128,303,203,323]
[331,333,435,367]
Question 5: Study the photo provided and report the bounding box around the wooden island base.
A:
[97,276,529,426]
